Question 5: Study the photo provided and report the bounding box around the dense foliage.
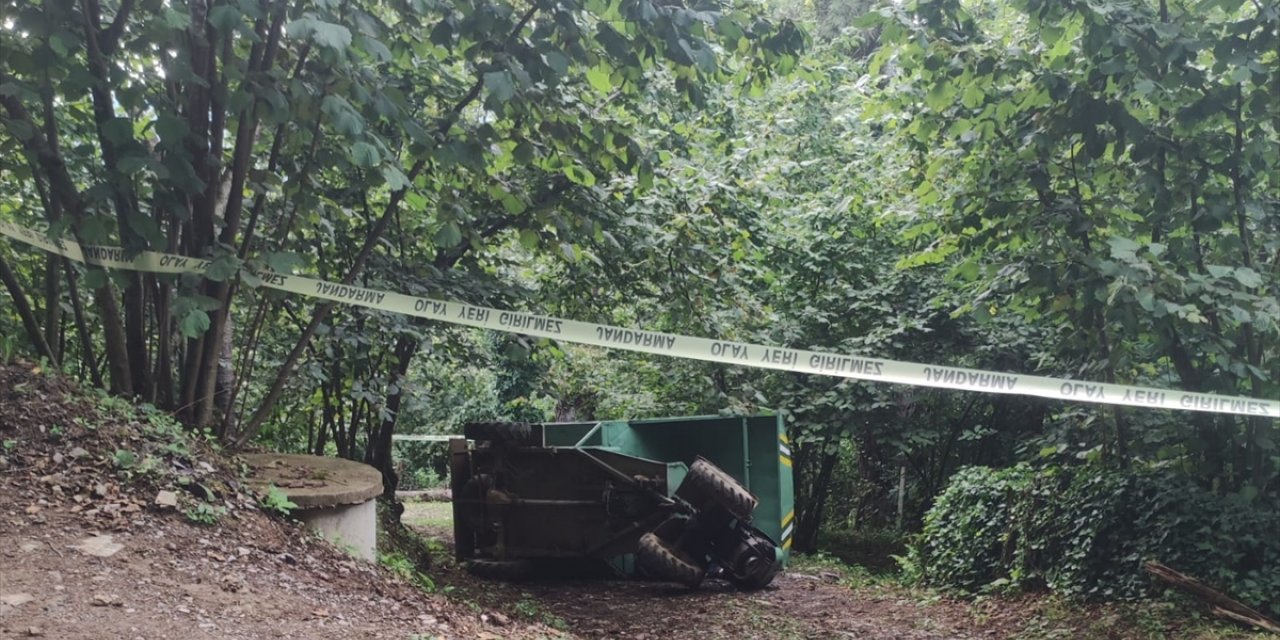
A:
[1,0,1277,613]
[0,0,802,492]
[906,464,1280,617]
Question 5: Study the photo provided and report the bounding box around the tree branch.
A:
[234,1,544,446]
[0,248,59,365]
[100,0,136,54]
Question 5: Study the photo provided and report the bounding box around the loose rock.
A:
[1,593,35,606]
[71,534,124,558]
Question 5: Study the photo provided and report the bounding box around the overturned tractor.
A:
[450,415,793,589]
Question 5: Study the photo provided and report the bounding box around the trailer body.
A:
[450,414,793,586]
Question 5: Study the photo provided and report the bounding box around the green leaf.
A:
[113,449,138,469]
[925,81,956,111]
[206,254,240,281]
[208,5,242,32]
[961,83,984,109]
[1136,289,1155,312]
[1233,267,1262,288]
[286,17,352,52]
[155,115,189,143]
[513,141,535,164]
[563,164,596,186]
[519,229,540,250]
[484,71,516,103]
[265,252,303,274]
[1107,236,1140,260]
[82,269,107,290]
[586,66,613,93]
[190,294,222,311]
[499,192,525,214]
[321,95,364,136]
[1205,265,1233,279]
[179,309,210,338]
[4,119,37,141]
[358,34,392,62]
[434,222,462,248]
[381,166,410,191]
[47,31,78,57]
[241,270,264,288]
[102,118,134,145]
[559,242,577,261]
[116,156,148,176]
[351,141,380,167]
[543,51,570,78]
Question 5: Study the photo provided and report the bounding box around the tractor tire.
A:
[463,421,536,445]
[467,558,533,581]
[684,457,758,521]
[637,532,705,588]
[725,555,780,591]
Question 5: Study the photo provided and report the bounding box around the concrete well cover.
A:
[241,453,382,508]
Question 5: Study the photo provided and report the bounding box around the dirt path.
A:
[401,502,1000,639]
[517,573,995,640]
[400,501,1268,640]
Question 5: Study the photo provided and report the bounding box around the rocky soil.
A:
[0,361,561,640]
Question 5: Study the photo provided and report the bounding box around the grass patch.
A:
[402,501,454,530]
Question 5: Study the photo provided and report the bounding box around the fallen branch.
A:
[1144,560,1280,633]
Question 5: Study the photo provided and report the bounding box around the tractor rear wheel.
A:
[637,533,705,588]
[463,421,536,445]
[683,457,758,520]
[467,559,533,581]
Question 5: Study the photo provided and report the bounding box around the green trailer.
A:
[450,414,794,588]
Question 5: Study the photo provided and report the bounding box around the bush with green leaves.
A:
[905,465,1280,617]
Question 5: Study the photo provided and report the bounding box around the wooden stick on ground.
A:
[1144,560,1280,633]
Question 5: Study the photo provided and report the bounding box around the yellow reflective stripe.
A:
[779,454,792,467]
[782,537,793,550]
[782,510,795,527]
[779,433,789,444]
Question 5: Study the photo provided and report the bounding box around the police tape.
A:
[1,219,1275,419]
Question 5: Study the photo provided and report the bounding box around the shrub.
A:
[906,464,1280,617]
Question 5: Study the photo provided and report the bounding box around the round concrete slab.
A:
[241,453,383,508]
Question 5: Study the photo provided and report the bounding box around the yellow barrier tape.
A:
[2,220,1275,419]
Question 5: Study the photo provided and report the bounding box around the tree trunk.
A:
[371,335,421,499]
[42,254,61,362]
[62,262,103,389]
[0,249,59,365]
[794,439,839,553]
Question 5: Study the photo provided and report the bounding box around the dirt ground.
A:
[0,361,1270,640]
[401,501,1272,640]
[401,501,1002,639]
[0,362,559,640]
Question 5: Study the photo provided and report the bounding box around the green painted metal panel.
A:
[542,422,599,446]
[582,413,792,563]
[744,414,792,561]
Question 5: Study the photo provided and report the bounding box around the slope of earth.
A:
[403,490,1272,639]
[0,362,562,640]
